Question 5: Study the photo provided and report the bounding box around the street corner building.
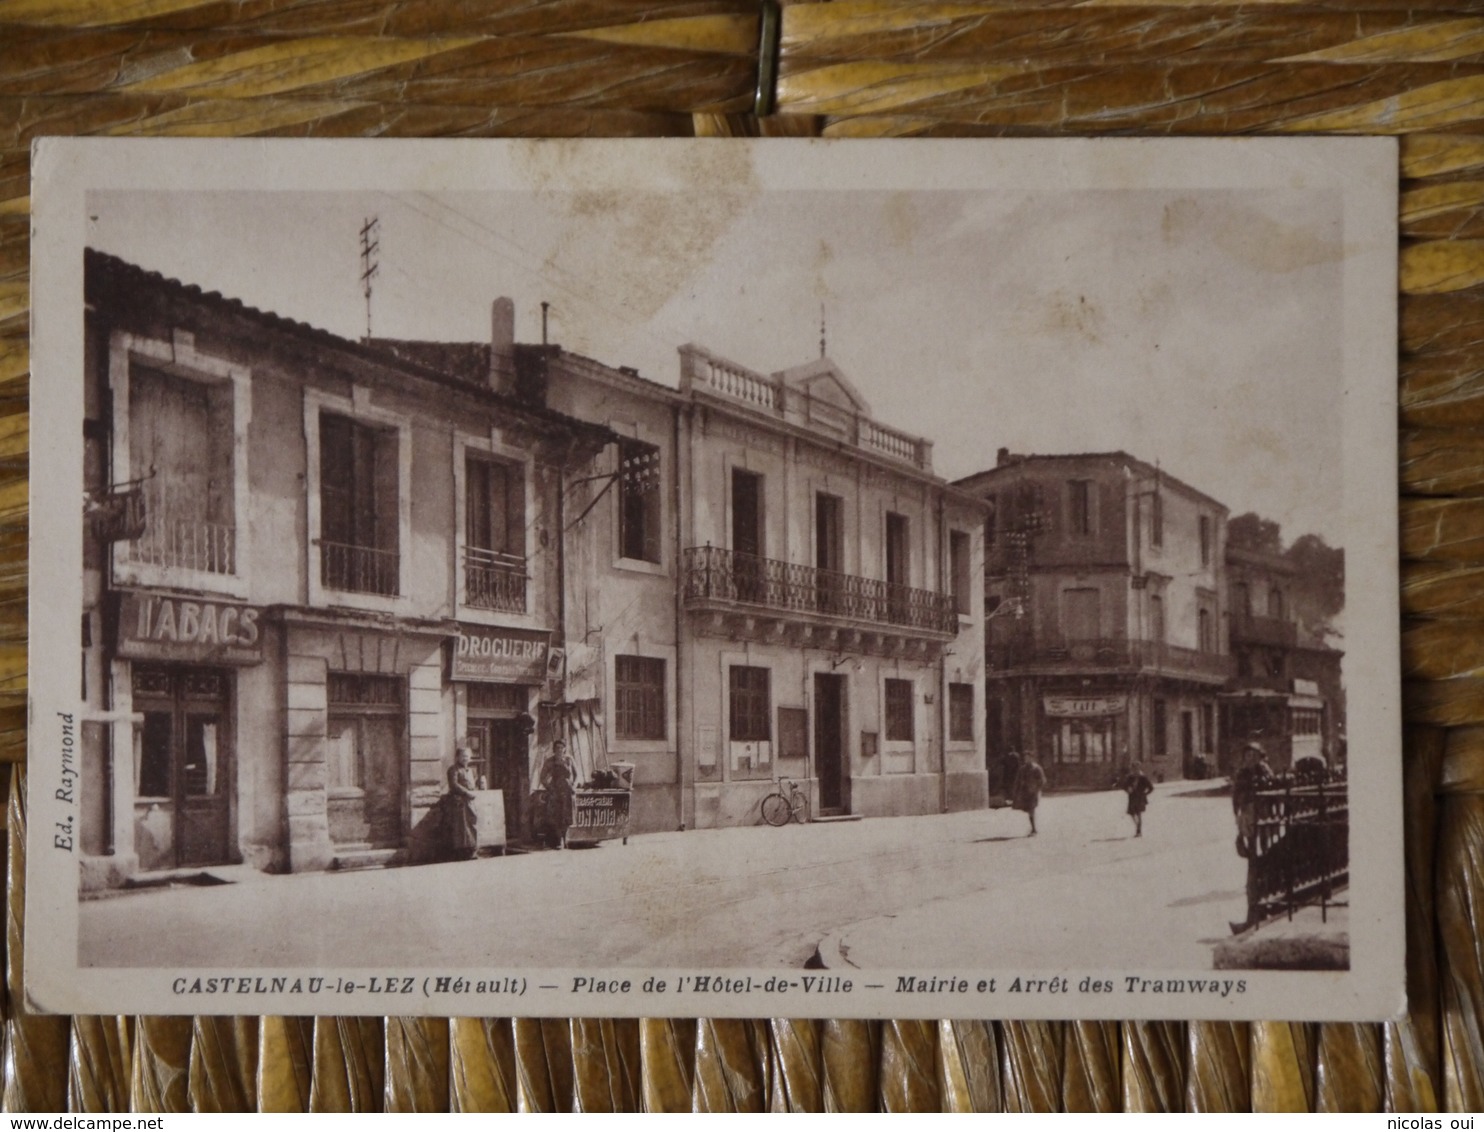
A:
[78,252,614,891]
[956,451,1345,795]
[75,252,991,893]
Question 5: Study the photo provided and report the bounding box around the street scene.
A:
[29,140,1400,1019]
[84,783,1272,971]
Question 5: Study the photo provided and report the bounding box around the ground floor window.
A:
[1052,717,1116,764]
[729,665,771,742]
[885,678,914,742]
[616,655,666,740]
[728,665,772,780]
[948,682,974,742]
[326,673,405,849]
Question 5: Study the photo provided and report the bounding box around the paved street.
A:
[81,783,1251,971]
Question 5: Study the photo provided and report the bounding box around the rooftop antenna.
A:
[541,301,551,346]
[359,216,380,340]
[819,301,827,359]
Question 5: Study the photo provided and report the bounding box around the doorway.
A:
[815,492,844,614]
[466,717,528,841]
[132,665,232,870]
[814,673,848,814]
[732,468,765,602]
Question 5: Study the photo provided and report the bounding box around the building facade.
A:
[80,253,609,889]
[958,451,1232,790]
[551,343,990,829]
[1220,545,1344,774]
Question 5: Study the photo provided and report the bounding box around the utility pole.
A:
[359,216,380,340]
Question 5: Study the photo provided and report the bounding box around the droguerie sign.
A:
[452,624,550,682]
[117,591,264,665]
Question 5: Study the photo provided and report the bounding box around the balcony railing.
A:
[322,540,399,596]
[123,481,236,575]
[465,547,527,613]
[988,637,1233,680]
[128,517,236,575]
[1230,612,1298,647]
[683,545,959,635]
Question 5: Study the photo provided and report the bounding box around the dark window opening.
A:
[320,412,398,595]
[949,682,974,742]
[885,678,914,742]
[950,530,971,615]
[616,655,666,741]
[1069,479,1092,536]
[618,439,662,563]
[729,665,771,742]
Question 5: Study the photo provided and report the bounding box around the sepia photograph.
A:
[27,137,1401,1020]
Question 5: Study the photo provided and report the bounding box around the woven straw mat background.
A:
[0,0,1482,1113]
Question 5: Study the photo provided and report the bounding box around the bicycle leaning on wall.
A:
[760,778,810,826]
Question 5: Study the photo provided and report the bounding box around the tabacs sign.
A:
[452,624,551,683]
[117,591,264,665]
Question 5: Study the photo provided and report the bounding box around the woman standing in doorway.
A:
[443,745,479,860]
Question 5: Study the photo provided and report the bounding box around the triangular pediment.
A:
[773,356,872,416]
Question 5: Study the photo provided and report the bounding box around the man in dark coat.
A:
[1123,763,1154,838]
[1012,754,1046,836]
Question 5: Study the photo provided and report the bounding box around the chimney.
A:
[490,297,516,394]
[997,447,1011,467]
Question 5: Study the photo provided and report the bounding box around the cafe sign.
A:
[452,624,550,683]
[117,591,264,665]
[1044,695,1127,718]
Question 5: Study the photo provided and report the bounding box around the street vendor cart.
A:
[566,762,633,847]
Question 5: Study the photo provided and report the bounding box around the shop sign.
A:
[567,790,630,843]
[117,591,264,665]
[452,624,550,682]
[1044,694,1127,718]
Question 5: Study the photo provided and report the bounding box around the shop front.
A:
[451,623,550,844]
[111,590,266,875]
[1042,690,1129,790]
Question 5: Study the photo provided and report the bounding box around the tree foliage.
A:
[1227,512,1344,637]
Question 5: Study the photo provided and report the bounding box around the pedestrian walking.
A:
[1012,753,1045,836]
[1123,763,1154,838]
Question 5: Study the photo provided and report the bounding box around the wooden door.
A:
[814,673,847,813]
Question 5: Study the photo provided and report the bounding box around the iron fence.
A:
[1245,774,1348,924]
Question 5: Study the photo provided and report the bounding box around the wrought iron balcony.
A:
[322,540,399,596]
[127,517,236,576]
[683,545,959,636]
[122,482,236,575]
[1229,612,1298,647]
[464,547,528,613]
[988,637,1233,682]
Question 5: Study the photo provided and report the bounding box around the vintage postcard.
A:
[27,137,1401,1020]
